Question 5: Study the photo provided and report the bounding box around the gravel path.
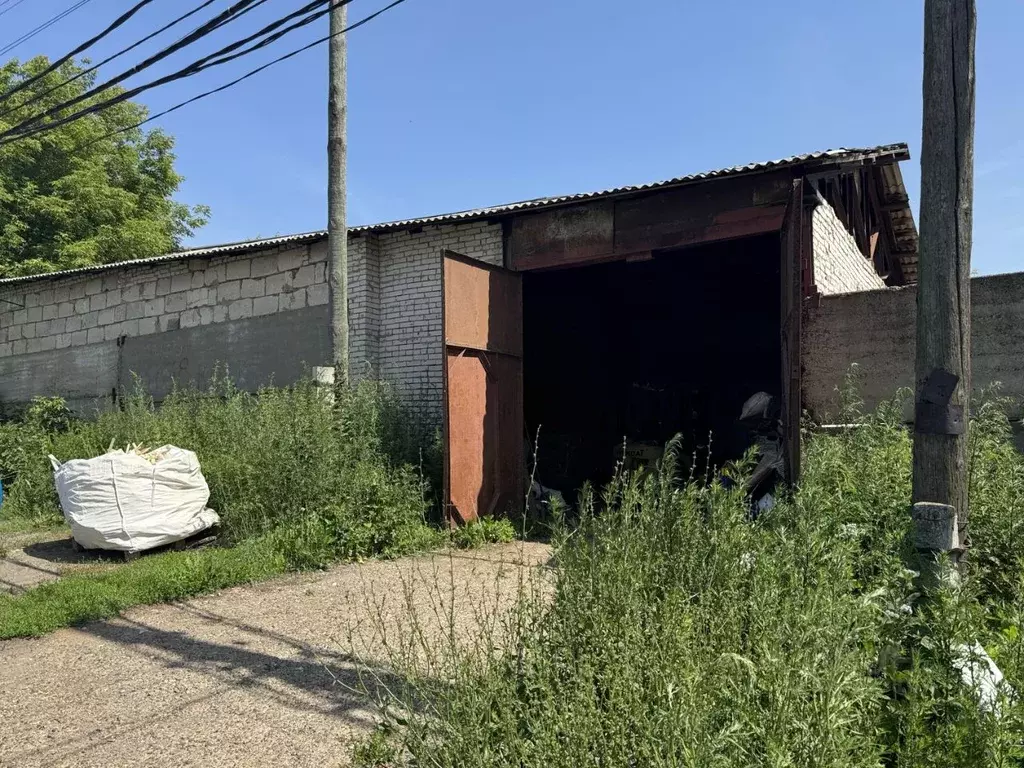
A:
[0,542,552,768]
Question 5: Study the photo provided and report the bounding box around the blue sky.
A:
[2,0,1022,274]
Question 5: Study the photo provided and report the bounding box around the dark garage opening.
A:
[523,234,782,496]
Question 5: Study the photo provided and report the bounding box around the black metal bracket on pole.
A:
[915,368,964,436]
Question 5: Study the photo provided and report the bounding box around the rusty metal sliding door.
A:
[442,251,524,524]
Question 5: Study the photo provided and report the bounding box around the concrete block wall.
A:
[812,198,887,295]
[375,221,504,417]
[0,241,329,357]
[804,272,1024,422]
[0,241,332,412]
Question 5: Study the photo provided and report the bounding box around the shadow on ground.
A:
[9,610,414,765]
[22,536,117,565]
[82,608,408,728]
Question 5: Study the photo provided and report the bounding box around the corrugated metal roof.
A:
[0,232,329,287]
[0,143,913,287]
[347,143,910,233]
[172,231,327,257]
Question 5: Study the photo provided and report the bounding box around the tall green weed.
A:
[357,388,1024,767]
[0,376,440,563]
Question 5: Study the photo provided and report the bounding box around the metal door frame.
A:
[780,179,805,485]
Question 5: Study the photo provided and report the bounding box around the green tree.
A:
[0,56,209,277]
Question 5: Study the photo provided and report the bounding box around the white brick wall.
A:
[349,235,381,380]
[812,199,886,295]
[0,242,329,357]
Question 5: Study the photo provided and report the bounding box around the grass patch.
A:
[450,517,517,549]
[0,376,515,640]
[0,535,286,639]
[355,391,1024,766]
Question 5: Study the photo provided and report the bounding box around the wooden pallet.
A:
[71,526,221,562]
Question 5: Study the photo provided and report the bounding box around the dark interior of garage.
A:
[522,234,782,497]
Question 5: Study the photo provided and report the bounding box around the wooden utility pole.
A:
[913,0,976,550]
[327,1,349,387]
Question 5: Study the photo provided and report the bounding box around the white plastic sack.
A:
[954,641,1014,715]
[51,446,220,553]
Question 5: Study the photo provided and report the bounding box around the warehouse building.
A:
[0,144,923,521]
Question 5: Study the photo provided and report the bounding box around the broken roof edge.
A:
[0,142,911,288]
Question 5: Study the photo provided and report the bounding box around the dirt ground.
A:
[0,541,552,768]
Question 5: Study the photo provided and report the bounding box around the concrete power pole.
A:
[327,1,349,387]
[913,0,976,553]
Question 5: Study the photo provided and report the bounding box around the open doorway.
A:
[522,234,782,497]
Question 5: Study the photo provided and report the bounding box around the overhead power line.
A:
[0,0,30,21]
[1,0,349,143]
[78,0,409,151]
[0,0,95,58]
[0,0,222,122]
[0,0,161,108]
[185,0,342,72]
[1,0,269,135]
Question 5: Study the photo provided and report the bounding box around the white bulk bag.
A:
[50,446,220,553]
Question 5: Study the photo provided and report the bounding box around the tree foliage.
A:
[0,57,209,277]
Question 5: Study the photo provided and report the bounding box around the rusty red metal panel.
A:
[443,251,524,525]
[445,351,524,523]
[802,198,816,298]
[508,201,615,271]
[649,205,788,252]
[613,172,791,254]
[444,252,523,356]
[780,180,804,485]
[446,351,487,523]
[507,174,793,272]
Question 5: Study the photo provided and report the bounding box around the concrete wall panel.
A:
[0,342,119,415]
[0,241,328,359]
[119,305,331,399]
[804,272,1024,421]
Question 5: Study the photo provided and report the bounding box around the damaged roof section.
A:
[878,161,919,282]
[0,143,918,286]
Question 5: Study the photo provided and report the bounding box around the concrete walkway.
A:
[0,542,551,768]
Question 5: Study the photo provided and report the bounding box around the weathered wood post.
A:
[912,0,976,555]
[328,0,349,390]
